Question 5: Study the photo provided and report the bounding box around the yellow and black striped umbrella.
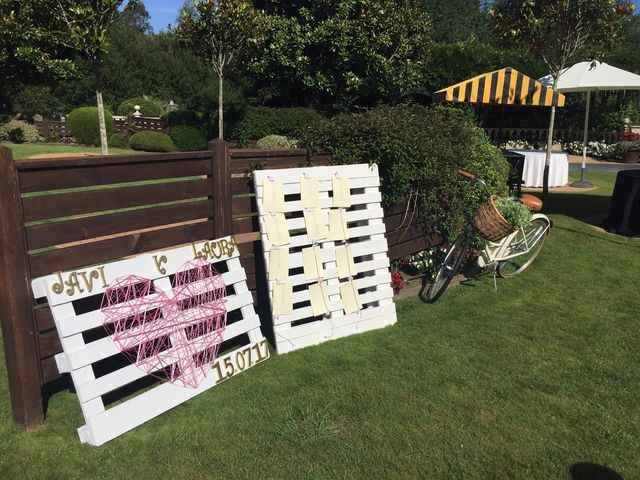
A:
[433,67,565,107]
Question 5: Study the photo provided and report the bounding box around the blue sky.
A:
[146,0,184,32]
[145,0,640,33]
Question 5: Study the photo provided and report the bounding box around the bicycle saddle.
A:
[519,193,543,212]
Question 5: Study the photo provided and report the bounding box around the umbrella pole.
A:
[572,90,593,188]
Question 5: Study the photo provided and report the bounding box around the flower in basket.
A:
[390,271,404,295]
[494,197,532,229]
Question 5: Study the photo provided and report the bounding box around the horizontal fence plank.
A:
[388,236,435,261]
[26,199,213,250]
[41,356,62,384]
[231,176,253,195]
[38,329,61,359]
[231,216,256,235]
[29,220,215,278]
[15,150,211,171]
[18,158,211,193]
[35,307,55,332]
[22,178,212,222]
[386,224,427,247]
[231,195,254,216]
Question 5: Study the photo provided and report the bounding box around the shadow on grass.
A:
[570,462,623,480]
[552,225,640,249]
[540,192,611,220]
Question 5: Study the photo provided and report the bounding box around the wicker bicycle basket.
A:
[472,195,516,241]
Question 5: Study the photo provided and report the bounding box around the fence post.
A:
[209,139,232,238]
[0,146,44,429]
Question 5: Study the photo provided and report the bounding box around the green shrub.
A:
[494,197,532,228]
[231,107,324,145]
[257,134,296,149]
[67,107,115,146]
[170,125,207,151]
[129,131,176,152]
[109,133,129,148]
[161,110,202,127]
[14,85,61,119]
[0,120,42,142]
[299,104,509,238]
[117,98,164,117]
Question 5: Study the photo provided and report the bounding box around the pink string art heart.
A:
[101,259,227,388]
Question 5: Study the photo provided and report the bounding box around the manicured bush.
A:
[109,133,129,148]
[231,107,324,145]
[0,120,42,143]
[170,125,207,151]
[67,107,115,146]
[129,131,176,152]
[116,97,164,117]
[256,134,296,149]
[299,104,509,238]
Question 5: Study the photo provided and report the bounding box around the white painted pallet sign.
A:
[253,164,397,353]
[31,236,268,446]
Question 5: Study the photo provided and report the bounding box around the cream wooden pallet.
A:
[253,164,397,353]
[31,236,268,446]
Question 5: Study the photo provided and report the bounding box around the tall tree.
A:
[175,0,263,139]
[53,0,134,154]
[490,0,633,193]
[0,0,75,92]
[421,0,491,43]
[251,0,432,111]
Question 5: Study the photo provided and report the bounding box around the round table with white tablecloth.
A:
[511,150,569,187]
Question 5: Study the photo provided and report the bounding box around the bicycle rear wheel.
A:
[424,231,471,303]
[498,216,550,278]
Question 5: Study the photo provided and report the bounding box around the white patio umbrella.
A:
[539,60,640,187]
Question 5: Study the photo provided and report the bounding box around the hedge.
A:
[231,107,324,145]
[129,131,176,152]
[67,107,115,146]
[170,125,207,151]
[0,120,42,143]
[299,104,509,238]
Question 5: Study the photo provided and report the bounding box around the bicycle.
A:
[423,169,551,303]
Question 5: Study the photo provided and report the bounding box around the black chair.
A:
[502,150,525,197]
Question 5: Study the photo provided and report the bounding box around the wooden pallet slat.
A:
[254,164,397,354]
[31,235,269,446]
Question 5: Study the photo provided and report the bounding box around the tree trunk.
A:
[95,66,108,155]
[218,66,224,140]
[543,75,560,195]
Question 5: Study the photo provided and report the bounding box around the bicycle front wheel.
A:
[498,216,550,278]
[424,232,471,303]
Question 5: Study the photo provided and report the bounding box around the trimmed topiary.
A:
[129,131,176,152]
[117,98,164,117]
[170,125,207,151]
[67,107,115,146]
[109,133,128,148]
[256,134,295,149]
[0,119,43,143]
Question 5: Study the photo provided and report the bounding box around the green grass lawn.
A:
[1,142,135,159]
[1,171,639,479]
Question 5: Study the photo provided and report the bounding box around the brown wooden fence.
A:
[0,143,433,429]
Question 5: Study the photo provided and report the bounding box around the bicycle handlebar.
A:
[458,169,476,180]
